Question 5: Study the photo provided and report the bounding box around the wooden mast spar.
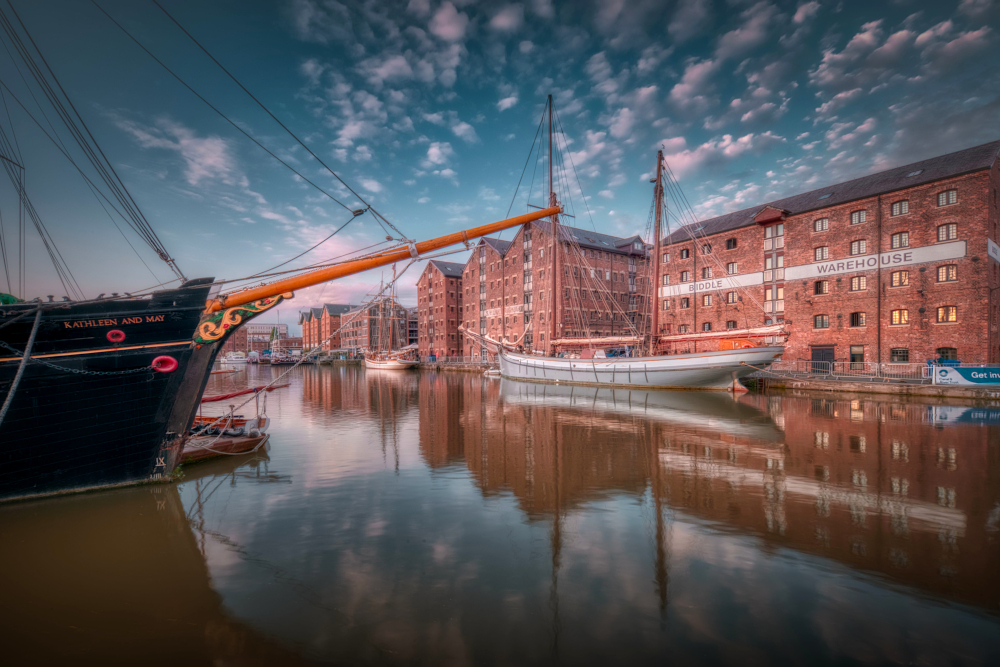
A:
[205,206,561,313]
[649,150,664,357]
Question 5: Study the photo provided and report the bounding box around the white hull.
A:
[364,357,418,370]
[498,346,783,390]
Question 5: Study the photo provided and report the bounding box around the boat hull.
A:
[498,346,783,390]
[364,357,418,370]
[0,279,285,503]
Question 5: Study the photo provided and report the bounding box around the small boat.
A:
[182,414,270,463]
[247,350,259,364]
[365,353,419,370]
[221,351,247,365]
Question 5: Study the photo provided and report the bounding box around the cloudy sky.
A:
[2,0,998,331]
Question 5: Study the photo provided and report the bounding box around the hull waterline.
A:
[498,346,783,390]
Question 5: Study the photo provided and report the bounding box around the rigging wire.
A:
[505,102,547,219]
[553,108,597,232]
[1,1,182,284]
[149,0,410,242]
[245,209,364,279]
[88,0,359,218]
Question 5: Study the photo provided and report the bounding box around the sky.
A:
[1,0,998,335]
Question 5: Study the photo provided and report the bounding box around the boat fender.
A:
[206,427,221,436]
[106,329,126,343]
[224,427,245,437]
[248,429,261,438]
[151,355,178,373]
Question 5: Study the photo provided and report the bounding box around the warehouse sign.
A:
[988,238,1000,263]
[785,241,966,280]
[658,272,763,298]
[934,366,1000,386]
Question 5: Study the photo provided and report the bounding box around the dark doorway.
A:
[811,346,835,373]
[850,345,865,371]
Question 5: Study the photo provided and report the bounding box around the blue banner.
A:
[934,367,1000,385]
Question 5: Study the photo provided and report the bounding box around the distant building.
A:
[340,299,408,353]
[407,307,418,346]
[221,322,290,355]
[273,336,303,355]
[416,260,465,359]
[299,304,353,352]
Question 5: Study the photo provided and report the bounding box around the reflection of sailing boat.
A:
[498,377,783,443]
[0,456,310,665]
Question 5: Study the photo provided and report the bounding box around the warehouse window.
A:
[890,271,909,287]
[890,348,909,363]
[850,239,867,255]
[891,232,909,248]
[662,300,670,310]
[937,190,957,206]
[679,325,689,333]
[814,280,829,295]
[937,265,957,282]
[850,312,866,327]
[680,248,690,259]
[814,218,829,232]
[937,223,957,241]
[815,246,829,261]
[661,274,670,286]
[701,244,712,255]
[680,271,691,282]
[850,210,867,225]
[891,309,908,325]
[936,347,958,360]
[702,322,712,331]
[726,238,738,250]
[937,306,957,323]
[814,314,830,329]
[726,291,737,304]
[890,201,909,216]
[680,298,690,309]
[850,276,867,291]
[727,262,738,275]
[702,294,713,306]
[702,267,713,279]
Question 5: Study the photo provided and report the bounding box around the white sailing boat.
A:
[490,103,785,390]
[364,268,418,370]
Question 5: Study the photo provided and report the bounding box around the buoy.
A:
[106,329,126,343]
[151,355,178,373]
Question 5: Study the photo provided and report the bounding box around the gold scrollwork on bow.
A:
[194,292,293,343]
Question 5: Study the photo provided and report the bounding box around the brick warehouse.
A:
[416,260,465,359]
[659,140,1000,365]
[299,304,353,352]
[460,221,651,358]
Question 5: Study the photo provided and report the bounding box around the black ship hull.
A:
[0,279,288,502]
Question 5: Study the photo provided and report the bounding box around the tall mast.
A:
[649,150,664,356]
[389,264,396,352]
[548,94,559,354]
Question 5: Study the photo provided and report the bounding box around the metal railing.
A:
[421,355,491,365]
[767,360,932,383]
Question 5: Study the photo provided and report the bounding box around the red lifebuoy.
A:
[151,355,178,373]
[107,329,126,343]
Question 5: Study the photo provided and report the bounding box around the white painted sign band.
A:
[659,272,764,298]
[988,238,1000,264]
[784,241,966,281]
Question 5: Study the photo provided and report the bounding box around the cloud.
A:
[792,1,820,25]
[518,40,534,54]
[421,141,455,168]
[417,196,430,204]
[921,26,993,73]
[669,58,719,111]
[814,87,863,118]
[429,2,469,42]
[406,0,431,17]
[567,130,608,165]
[714,1,778,62]
[451,120,479,143]
[608,107,635,139]
[115,116,239,187]
[659,132,786,179]
[668,0,711,43]
[359,177,384,193]
[423,111,446,125]
[478,186,501,201]
[808,20,884,89]
[530,0,554,19]
[958,0,993,17]
[489,5,524,33]
[598,190,614,199]
[497,95,519,111]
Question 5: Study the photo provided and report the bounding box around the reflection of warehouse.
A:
[411,378,999,612]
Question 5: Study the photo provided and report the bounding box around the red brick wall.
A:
[418,264,463,358]
[663,168,997,364]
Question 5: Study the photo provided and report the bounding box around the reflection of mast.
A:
[549,414,562,660]
[648,421,669,619]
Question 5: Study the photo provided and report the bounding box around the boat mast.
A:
[649,150,664,357]
[389,265,396,353]
[207,207,559,312]
[548,94,559,355]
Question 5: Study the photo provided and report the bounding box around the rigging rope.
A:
[149,0,410,242]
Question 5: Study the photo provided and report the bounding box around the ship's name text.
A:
[63,314,165,328]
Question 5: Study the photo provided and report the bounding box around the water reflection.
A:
[2,367,999,664]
